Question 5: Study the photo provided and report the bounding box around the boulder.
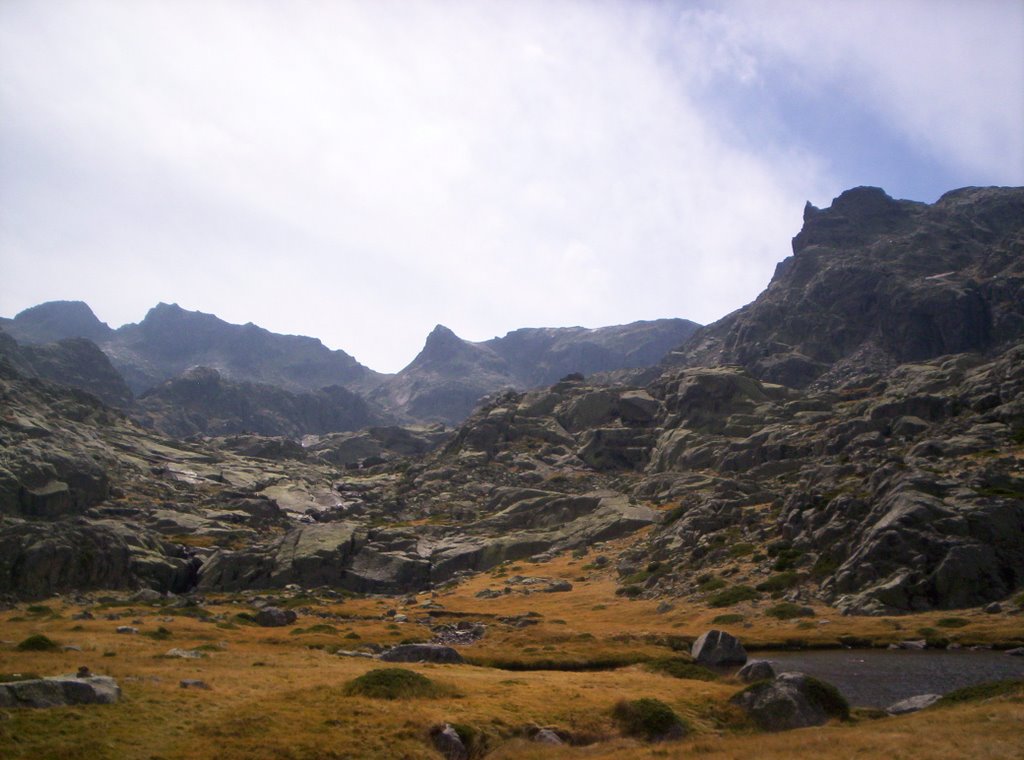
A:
[691,629,747,667]
[255,607,297,627]
[737,659,777,682]
[886,693,941,715]
[430,723,468,760]
[0,676,120,708]
[730,672,849,731]
[380,644,464,664]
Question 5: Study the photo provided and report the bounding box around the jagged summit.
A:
[671,185,1024,388]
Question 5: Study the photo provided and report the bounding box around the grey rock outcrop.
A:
[254,607,297,627]
[738,659,777,682]
[691,630,747,666]
[730,672,849,731]
[0,675,120,708]
[886,693,941,715]
[430,723,469,760]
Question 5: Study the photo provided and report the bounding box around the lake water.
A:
[751,649,1024,708]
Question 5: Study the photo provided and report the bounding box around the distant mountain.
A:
[373,318,700,423]
[134,366,391,439]
[0,300,113,345]
[2,301,385,396]
[667,186,1024,388]
[3,303,700,428]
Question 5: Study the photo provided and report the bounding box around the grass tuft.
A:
[612,697,689,741]
[16,633,59,651]
[645,657,718,681]
[343,668,448,700]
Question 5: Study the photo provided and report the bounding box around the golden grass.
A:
[1,548,1022,760]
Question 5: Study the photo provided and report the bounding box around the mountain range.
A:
[0,301,699,432]
[1,184,1021,618]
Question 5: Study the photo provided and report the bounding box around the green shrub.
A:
[145,626,173,640]
[728,542,755,558]
[25,605,54,616]
[645,657,718,682]
[708,586,759,608]
[765,602,815,620]
[935,617,969,628]
[616,585,644,598]
[16,634,59,652]
[291,623,339,635]
[936,679,1023,706]
[698,577,727,592]
[811,553,841,579]
[343,668,448,700]
[803,676,850,720]
[612,698,689,741]
[756,571,799,593]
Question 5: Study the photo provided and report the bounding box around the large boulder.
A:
[738,659,777,683]
[730,672,849,731]
[0,676,120,708]
[691,629,747,667]
[254,607,297,627]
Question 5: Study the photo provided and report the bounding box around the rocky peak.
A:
[792,186,914,255]
[2,300,112,344]
[418,324,470,363]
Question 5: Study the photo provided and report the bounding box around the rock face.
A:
[0,518,199,598]
[134,366,392,438]
[17,338,134,408]
[669,186,1024,388]
[730,672,849,731]
[372,319,699,424]
[0,675,120,708]
[691,630,748,666]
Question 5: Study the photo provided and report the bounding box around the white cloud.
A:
[1,1,1019,372]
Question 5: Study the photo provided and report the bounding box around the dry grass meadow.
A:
[2,541,1022,759]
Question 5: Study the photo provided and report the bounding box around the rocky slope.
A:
[0,185,1021,618]
[668,186,1024,388]
[133,366,392,439]
[373,318,699,424]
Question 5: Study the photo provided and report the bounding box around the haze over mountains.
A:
[0,299,700,432]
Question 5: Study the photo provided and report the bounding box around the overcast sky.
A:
[2,0,1022,373]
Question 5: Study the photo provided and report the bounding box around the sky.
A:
[1,1,1022,373]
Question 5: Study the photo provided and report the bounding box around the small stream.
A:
[751,649,1024,709]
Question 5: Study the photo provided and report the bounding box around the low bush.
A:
[343,668,448,700]
[645,657,718,681]
[804,676,850,720]
[708,586,759,608]
[16,634,59,652]
[937,679,1023,705]
[765,602,815,620]
[612,697,689,741]
[935,617,970,628]
[756,571,799,593]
